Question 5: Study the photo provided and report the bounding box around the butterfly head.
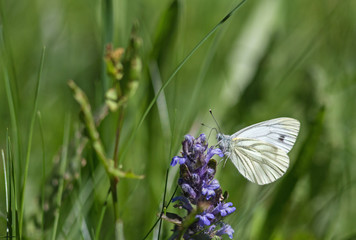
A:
[217,133,223,142]
[216,133,230,153]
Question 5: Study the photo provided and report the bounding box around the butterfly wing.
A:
[228,137,290,185]
[231,118,300,153]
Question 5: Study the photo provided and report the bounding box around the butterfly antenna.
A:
[209,109,222,133]
[201,123,218,140]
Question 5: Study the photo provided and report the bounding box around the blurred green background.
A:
[1,0,356,239]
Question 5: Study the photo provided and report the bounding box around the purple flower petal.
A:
[216,224,234,239]
[184,135,194,145]
[202,179,220,200]
[213,202,236,217]
[208,224,216,233]
[206,147,224,162]
[199,134,206,143]
[196,212,215,226]
[171,156,187,166]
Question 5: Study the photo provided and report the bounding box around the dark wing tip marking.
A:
[278,134,286,142]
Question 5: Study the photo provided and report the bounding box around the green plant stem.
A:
[68,80,144,180]
[111,106,125,233]
[113,106,125,168]
[110,177,120,227]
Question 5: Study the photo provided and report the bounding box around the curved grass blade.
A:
[1,28,22,184]
[120,0,248,163]
[18,46,46,238]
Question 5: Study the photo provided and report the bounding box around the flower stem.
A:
[113,106,125,168]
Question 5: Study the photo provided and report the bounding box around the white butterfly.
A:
[217,118,300,185]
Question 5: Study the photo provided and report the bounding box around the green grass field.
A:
[1,0,356,239]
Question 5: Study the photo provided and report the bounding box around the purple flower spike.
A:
[216,224,234,239]
[196,213,215,226]
[169,133,236,239]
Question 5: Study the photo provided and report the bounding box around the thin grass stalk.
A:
[18,46,46,237]
[5,131,13,239]
[37,112,46,236]
[142,185,179,240]
[157,168,170,240]
[51,115,71,240]
[183,27,224,131]
[7,136,19,239]
[143,107,178,239]
[120,0,247,163]
[2,150,9,238]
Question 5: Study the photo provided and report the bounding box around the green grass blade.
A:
[5,131,13,239]
[120,0,248,163]
[1,28,22,181]
[37,111,46,236]
[18,46,46,237]
[1,150,9,238]
[51,115,71,240]
[6,136,19,240]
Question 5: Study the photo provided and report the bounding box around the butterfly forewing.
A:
[229,137,290,185]
[231,118,300,153]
